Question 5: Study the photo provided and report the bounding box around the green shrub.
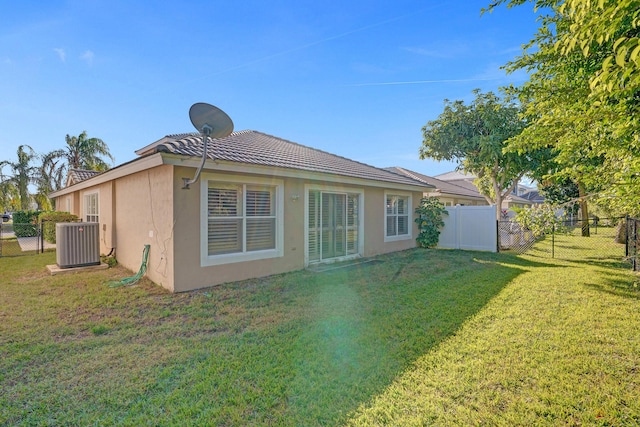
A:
[38,211,79,243]
[101,255,117,268]
[414,197,448,248]
[12,211,39,237]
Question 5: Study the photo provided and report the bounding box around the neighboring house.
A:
[385,167,488,206]
[519,189,545,204]
[434,170,535,209]
[50,130,432,292]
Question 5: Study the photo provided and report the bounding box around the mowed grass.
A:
[1,229,638,426]
[2,248,522,426]
[348,228,640,426]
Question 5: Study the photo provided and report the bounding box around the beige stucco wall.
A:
[171,168,421,292]
[171,167,306,292]
[114,166,175,291]
[363,187,422,256]
[54,166,175,290]
[56,182,115,255]
[54,163,424,293]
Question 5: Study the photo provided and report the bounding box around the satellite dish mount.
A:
[182,102,234,189]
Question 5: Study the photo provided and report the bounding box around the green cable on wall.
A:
[107,244,150,288]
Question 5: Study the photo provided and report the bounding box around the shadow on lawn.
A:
[1,249,553,427]
[582,269,640,300]
[260,249,552,425]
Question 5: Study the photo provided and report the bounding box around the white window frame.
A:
[384,192,412,242]
[200,174,284,267]
[82,190,99,223]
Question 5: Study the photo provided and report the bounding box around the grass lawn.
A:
[1,230,639,426]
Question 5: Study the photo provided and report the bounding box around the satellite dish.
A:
[182,102,234,189]
[189,102,234,139]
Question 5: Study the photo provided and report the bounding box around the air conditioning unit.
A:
[56,222,100,268]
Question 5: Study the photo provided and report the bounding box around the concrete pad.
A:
[47,263,109,275]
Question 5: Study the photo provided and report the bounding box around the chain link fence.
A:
[499,218,626,263]
[0,221,55,257]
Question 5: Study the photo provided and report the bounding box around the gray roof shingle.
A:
[150,130,433,188]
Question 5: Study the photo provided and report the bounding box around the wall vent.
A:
[56,222,100,268]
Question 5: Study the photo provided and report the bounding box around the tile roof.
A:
[434,170,476,181]
[385,167,486,199]
[519,189,545,203]
[67,168,101,185]
[149,130,433,188]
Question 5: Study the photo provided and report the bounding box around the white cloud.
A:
[53,48,66,62]
[81,50,94,65]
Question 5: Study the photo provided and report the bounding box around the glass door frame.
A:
[305,185,364,266]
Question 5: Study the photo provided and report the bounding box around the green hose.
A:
[107,244,150,288]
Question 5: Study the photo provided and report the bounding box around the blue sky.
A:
[1,0,539,177]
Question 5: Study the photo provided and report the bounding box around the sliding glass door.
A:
[308,190,359,263]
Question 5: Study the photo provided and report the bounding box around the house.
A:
[385,167,488,206]
[50,130,432,292]
[519,189,545,204]
[434,170,535,210]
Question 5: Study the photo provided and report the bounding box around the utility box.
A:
[56,222,100,268]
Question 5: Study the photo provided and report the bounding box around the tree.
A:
[0,145,38,211]
[64,131,114,171]
[538,177,579,218]
[420,90,532,219]
[485,0,640,217]
[34,150,67,210]
[0,168,19,212]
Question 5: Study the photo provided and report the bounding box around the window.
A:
[84,192,99,223]
[385,193,411,241]
[202,177,283,266]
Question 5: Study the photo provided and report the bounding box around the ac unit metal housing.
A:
[56,222,100,268]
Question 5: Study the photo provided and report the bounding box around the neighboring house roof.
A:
[66,168,101,186]
[504,193,535,205]
[385,167,486,200]
[519,189,545,203]
[143,130,434,188]
[421,175,534,206]
[437,173,535,206]
[438,178,480,194]
[434,170,476,181]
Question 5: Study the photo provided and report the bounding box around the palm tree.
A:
[64,131,114,171]
[0,167,19,212]
[35,149,67,210]
[0,145,38,210]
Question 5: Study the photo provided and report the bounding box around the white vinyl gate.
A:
[438,205,497,252]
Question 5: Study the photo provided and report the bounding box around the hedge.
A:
[39,211,79,243]
[12,211,40,237]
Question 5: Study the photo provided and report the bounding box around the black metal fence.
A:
[498,217,626,263]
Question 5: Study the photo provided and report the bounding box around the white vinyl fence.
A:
[438,205,497,252]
